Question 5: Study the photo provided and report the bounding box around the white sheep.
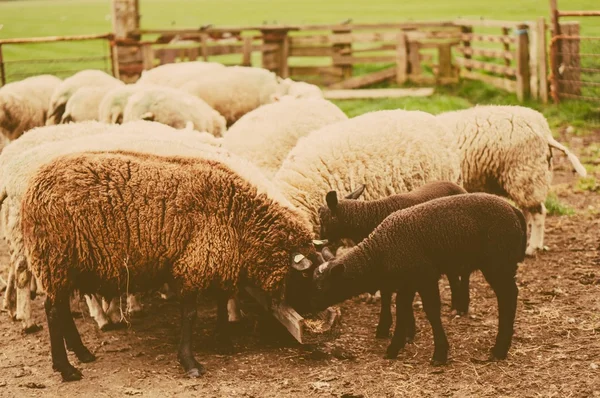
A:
[222,98,347,178]
[436,105,587,256]
[272,109,463,234]
[61,86,118,123]
[271,78,323,101]
[46,70,123,125]
[123,86,227,136]
[135,61,226,88]
[98,83,159,124]
[0,75,62,140]
[0,121,221,331]
[181,66,281,126]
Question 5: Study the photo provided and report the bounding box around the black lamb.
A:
[318,181,468,338]
[311,193,526,365]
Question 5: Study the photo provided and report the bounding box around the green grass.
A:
[545,192,576,216]
[1,0,599,131]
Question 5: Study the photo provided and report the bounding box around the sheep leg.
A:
[227,297,243,323]
[452,271,471,315]
[126,293,144,318]
[375,289,393,338]
[84,294,111,331]
[16,281,41,333]
[56,299,96,363]
[2,264,16,318]
[484,270,518,360]
[44,297,82,382]
[419,280,449,366]
[177,292,204,378]
[29,274,38,300]
[525,203,546,256]
[215,291,234,354]
[385,286,415,359]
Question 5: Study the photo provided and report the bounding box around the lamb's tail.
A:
[513,206,528,263]
[547,136,587,177]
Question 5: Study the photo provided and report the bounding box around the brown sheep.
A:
[22,150,321,382]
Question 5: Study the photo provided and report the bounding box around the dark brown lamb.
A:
[318,181,467,338]
[312,193,526,365]
[21,150,321,382]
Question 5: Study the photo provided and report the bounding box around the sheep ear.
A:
[325,191,338,210]
[291,253,312,271]
[312,239,328,248]
[345,184,365,200]
[141,112,155,121]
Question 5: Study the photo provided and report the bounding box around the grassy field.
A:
[0,0,599,131]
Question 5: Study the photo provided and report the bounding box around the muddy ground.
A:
[0,131,598,397]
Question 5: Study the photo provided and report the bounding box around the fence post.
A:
[515,24,531,101]
[111,0,142,82]
[437,43,454,83]
[0,45,5,86]
[559,21,581,96]
[396,31,408,84]
[408,41,422,80]
[537,17,549,103]
[460,25,473,71]
[141,43,154,70]
[549,0,560,102]
[261,28,289,77]
[332,27,352,82]
[528,22,540,100]
[242,36,253,66]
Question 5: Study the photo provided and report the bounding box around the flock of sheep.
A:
[0,61,588,382]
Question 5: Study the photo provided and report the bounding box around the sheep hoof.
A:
[58,365,83,382]
[430,357,447,367]
[525,246,539,257]
[75,348,96,363]
[22,324,43,334]
[490,347,508,361]
[186,366,205,378]
[384,345,400,359]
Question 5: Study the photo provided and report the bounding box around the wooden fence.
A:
[0,19,551,103]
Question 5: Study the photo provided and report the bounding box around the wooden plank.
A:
[242,36,252,66]
[288,46,332,57]
[461,33,516,44]
[537,17,549,104]
[528,23,539,100]
[244,286,341,345]
[408,42,421,76]
[290,35,333,46]
[455,56,517,76]
[560,22,581,97]
[324,87,435,100]
[0,45,6,86]
[453,19,522,29]
[437,43,453,79]
[187,47,198,61]
[558,10,600,17]
[332,55,397,65]
[333,28,353,81]
[289,66,344,77]
[280,34,290,78]
[327,67,397,89]
[457,46,515,60]
[352,44,396,54]
[201,33,209,61]
[515,23,531,101]
[0,33,112,45]
[461,70,517,93]
[396,32,408,84]
[140,43,154,70]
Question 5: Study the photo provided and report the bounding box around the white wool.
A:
[181,66,280,126]
[273,109,462,234]
[222,98,347,178]
[46,70,123,125]
[62,86,116,123]
[122,86,227,137]
[98,83,159,124]
[136,61,226,87]
[0,75,62,140]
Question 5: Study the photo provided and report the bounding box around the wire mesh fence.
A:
[0,36,114,86]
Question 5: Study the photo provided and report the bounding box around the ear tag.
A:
[294,254,305,263]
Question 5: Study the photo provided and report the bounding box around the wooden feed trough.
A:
[245,286,342,345]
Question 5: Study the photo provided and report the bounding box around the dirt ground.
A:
[0,131,599,398]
